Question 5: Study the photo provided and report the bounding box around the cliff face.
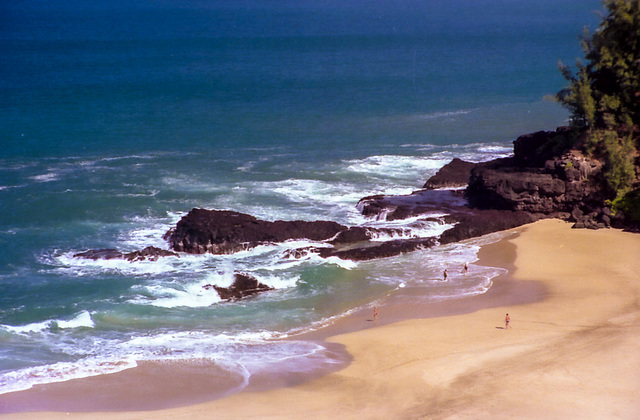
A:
[466,129,617,229]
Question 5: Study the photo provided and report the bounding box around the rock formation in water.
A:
[203,272,273,301]
[163,208,346,254]
[74,246,179,262]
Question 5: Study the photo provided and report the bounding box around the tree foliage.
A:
[557,0,640,197]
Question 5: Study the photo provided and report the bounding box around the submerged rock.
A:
[122,246,179,262]
[73,249,124,260]
[206,273,274,301]
[74,246,178,262]
[318,237,438,261]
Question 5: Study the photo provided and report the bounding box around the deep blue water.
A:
[0,0,601,400]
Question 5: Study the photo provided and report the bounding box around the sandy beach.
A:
[2,218,640,419]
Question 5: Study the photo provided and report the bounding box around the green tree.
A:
[557,0,640,197]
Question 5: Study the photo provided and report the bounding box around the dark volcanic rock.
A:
[74,249,124,260]
[282,238,438,261]
[122,246,179,262]
[439,210,540,244]
[466,161,566,212]
[74,246,178,262]
[329,226,410,244]
[356,189,467,222]
[319,237,438,261]
[165,208,346,254]
[466,140,606,226]
[512,126,575,167]
[423,158,476,190]
[207,272,274,301]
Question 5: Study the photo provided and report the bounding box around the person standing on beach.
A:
[463,262,468,274]
[373,306,378,321]
[443,269,448,281]
[505,313,511,329]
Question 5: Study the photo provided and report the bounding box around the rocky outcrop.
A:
[320,237,438,261]
[352,192,541,245]
[203,273,273,301]
[329,226,410,244]
[465,128,612,229]
[282,237,439,262]
[163,208,438,260]
[72,127,634,273]
[74,246,179,262]
[356,189,467,222]
[423,158,476,189]
[164,209,346,254]
[512,127,576,167]
[439,210,539,244]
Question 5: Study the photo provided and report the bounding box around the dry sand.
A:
[2,219,640,419]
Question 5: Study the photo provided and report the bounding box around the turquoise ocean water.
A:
[0,0,601,403]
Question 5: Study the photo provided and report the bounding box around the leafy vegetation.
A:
[556,0,640,198]
[612,187,640,221]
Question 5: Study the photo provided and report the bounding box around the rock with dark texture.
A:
[512,126,575,167]
[164,208,346,254]
[423,158,476,190]
[123,246,179,262]
[466,140,607,227]
[466,161,567,212]
[356,189,467,222]
[329,226,410,244]
[74,246,178,262]
[319,237,438,261]
[74,249,124,260]
[208,273,274,300]
[439,210,540,244]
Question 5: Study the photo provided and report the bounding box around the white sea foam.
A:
[0,356,139,395]
[269,179,361,205]
[0,329,343,397]
[160,174,228,193]
[345,154,450,181]
[56,310,95,329]
[29,171,59,182]
[364,216,453,240]
[138,282,223,308]
[130,267,302,308]
[53,251,184,277]
[406,109,475,120]
[475,144,513,154]
[118,213,182,250]
[1,311,95,335]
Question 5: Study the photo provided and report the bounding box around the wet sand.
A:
[2,219,640,419]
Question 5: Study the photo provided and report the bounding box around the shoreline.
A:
[0,229,537,414]
[2,219,640,418]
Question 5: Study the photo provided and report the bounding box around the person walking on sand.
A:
[443,269,448,281]
[505,313,511,329]
[463,262,468,274]
[373,306,378,320]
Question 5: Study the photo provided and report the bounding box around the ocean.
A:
[0,0,601,403]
